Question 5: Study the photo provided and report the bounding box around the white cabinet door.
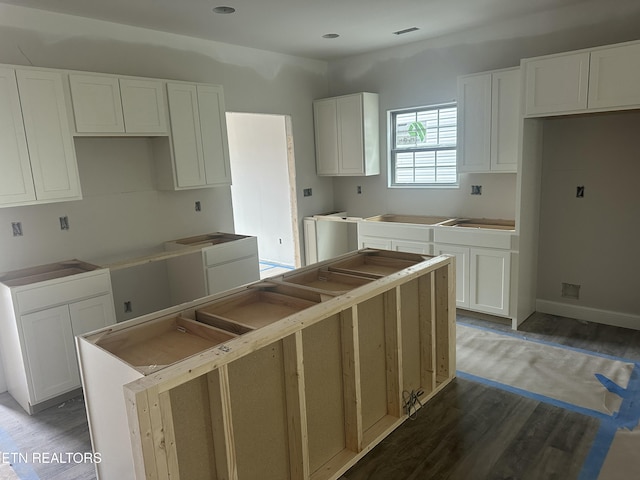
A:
[338,94,365,175]
[523,52,590,116]
[167,83,206,188]
[16,69,81,202]
[314,93,379,176]
[120,78,168,134]
[490,69,520,172]
[469,248,511,316]
[314,98,339,175]
[69,294,116,339]
[206,257,260,295]
[69,74,125,133]
[457,73,492,173]
[20,305,80,402]
[434,244,469,308]
[588,43,640,110]
[197,84,232,186]
[458,68,519,173]
[0,67,36,206]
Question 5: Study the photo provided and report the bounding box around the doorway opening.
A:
[226,112,300,278]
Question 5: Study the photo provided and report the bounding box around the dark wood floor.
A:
[343,312,640,480]
[0,311,638,480]
[0,394,94,479]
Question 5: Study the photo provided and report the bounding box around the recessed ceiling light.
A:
[213,6,236,14]
[322,33,340,39]
[393,27,419,35]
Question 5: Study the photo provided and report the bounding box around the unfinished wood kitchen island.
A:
[77,249,456,480]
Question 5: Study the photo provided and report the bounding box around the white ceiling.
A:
[0,0,624,60]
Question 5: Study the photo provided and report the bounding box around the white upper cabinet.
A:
[0,67,36,206]
[120,78,168,134]
[313,99,340,175]
[457,73,491,173]
[197,85,232,186]
[458,68,519,173]
[523,52,589,116]
[70,74,167,134]
[13,69,81,204]
[69,74,125,133]
[523,40,640,117]
[165,82,231,189]
[588,43,640,109]
[314,92,379,176]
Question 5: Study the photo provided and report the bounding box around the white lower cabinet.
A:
[206,255,259,294]
[20,295,113,403]
[0,266,116,414]
[165,234,260,298]
[433,244,470,307]
[469,247,511,316]
[202,237,260,294]
[21,305,79,403]
[434,243,511,316]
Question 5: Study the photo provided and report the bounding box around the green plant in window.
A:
[407,121,426,143]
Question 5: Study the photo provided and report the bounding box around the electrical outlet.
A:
[357,186,362,194]
[576,186,585,198]
[11,222,23,237]
[124,301,132,313]
[471,185,482,195]
[59,216,69,230]
[303,188,312,197]
[195,201,202,212]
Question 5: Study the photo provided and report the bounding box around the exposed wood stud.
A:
[384,287,402,417]
[208,366,238,480]
[282,331,310,479]
[341,306,363,453]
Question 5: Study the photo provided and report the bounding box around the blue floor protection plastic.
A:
[457,321,640,480]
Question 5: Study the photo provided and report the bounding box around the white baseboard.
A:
[536,299,640,331]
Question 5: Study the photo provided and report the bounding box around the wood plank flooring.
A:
[0,311,637,480]
[0,395,94,479]
[343,311,640,480]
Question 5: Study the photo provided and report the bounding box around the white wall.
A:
[0,4,333,275]
[0,4,333,394]
[327,0,640,221]
[325,0,640,326]
[537,112,640,324]
[227,113,296,266]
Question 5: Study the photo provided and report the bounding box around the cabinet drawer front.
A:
[358,222,432,242]
[16,272,112,314]
[204,237,258,266]
[206,256,260,295]
[433,227,513,249]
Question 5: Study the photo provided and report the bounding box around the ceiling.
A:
[0,0,620,60]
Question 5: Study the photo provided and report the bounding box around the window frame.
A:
[388,102,459,189]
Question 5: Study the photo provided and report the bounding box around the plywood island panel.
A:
[77,249,456,480]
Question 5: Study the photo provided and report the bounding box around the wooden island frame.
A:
[77,249,456,480]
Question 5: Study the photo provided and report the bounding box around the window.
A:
[389,103,457,187]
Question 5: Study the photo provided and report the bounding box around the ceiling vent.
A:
[393,27,419,36]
